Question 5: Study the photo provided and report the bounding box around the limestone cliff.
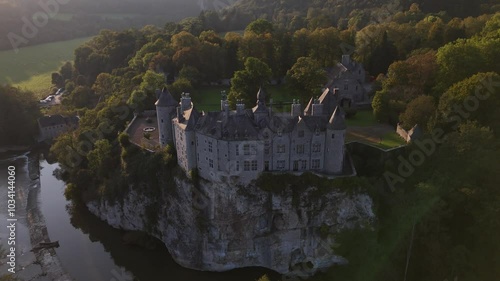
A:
[86,175,375,277]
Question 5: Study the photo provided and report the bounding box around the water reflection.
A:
[67,202,279,281]
[33,152,279,281]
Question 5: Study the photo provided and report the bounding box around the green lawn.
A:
[190,85,294,112]
[0,37,93,98]
[190,86,229,112]
[374,132,407,149]
[346,109,378,127]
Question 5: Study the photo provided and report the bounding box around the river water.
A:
[0,152,278,281]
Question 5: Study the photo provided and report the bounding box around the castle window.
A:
[209,159,214,168]
[244,161,251,171]
[161,119,164,123]
[296,144,305,154]
[277,144,285,153]
[301,160,307,170]
[298,130,304,137]
[244,144,257,155]
[312,159,320,169]
[331,134,335,139]
[312,143,321,152]
[208,141,213,152]
[277,160,285,169]
[236,161,240,171]
[264,141,270,154]
[251,160,258,171]
[236,145,239,155]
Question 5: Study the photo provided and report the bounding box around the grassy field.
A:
[346,109,378,127]
[374,132,407,149]
[190,86,229,111]
[191,85,294,112]
[0,37,93,98]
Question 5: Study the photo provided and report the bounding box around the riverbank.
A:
[25,153,73,281]
[0,152,72,281]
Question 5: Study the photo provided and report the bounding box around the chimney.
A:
[224,100,229,120]
[220,90,227,111]
[177,107,184,122]
[217,120,223,138]
[312,99,324,116]
[342,55,351,66]
[333,88,340,102]
[236,100,245,115]
[291,99,302,117]
[181,92,192,111]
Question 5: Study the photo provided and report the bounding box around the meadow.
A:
[0,36,93,98]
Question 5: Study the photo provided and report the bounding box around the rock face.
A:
[86,175,375,276]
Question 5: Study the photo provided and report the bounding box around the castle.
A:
[327,54,370,107]
[155,87,347,184]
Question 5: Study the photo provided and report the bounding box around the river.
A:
[0,151,279,281]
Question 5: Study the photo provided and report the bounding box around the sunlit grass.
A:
[0,36,93,98]
[375,132,407,149]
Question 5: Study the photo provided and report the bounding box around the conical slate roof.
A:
[328,106,346,130]
[256,86,266,102]
[155,88,178,107]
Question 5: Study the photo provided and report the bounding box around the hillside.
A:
[0,37,93,98]
[0,0,203,50]
[219,0,500,30]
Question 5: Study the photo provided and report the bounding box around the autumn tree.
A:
[399,95,436,130]
[437,72,500,134]
[286,57,326,101]
[228,57,272,108]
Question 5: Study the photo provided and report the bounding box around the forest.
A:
[2,0,499,280]
[0,85,41,146]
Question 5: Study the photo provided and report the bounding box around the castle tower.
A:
[155,88,177,147]
[324,106,346,174]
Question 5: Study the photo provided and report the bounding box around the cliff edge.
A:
[87,174,375,277]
